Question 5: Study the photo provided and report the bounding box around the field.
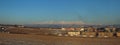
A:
[0,27,120,45]
[0,33,120,45]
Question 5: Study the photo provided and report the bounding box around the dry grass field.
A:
[0,33,120,45]
[0,27,120,45]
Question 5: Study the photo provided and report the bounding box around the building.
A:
[68,31,80,36]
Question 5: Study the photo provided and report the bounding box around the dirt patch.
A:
[0,33,120,45]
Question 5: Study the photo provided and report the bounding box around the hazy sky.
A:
[0,0,120,24]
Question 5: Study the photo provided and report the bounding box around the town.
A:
[1,24,120,38]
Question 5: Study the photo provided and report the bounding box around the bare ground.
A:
[0,33,120,45]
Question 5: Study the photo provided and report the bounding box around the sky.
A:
[0,0,120,24]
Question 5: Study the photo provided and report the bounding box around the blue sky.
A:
[0,0,120,24]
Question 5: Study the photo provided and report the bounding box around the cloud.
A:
[32,21,85,24]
